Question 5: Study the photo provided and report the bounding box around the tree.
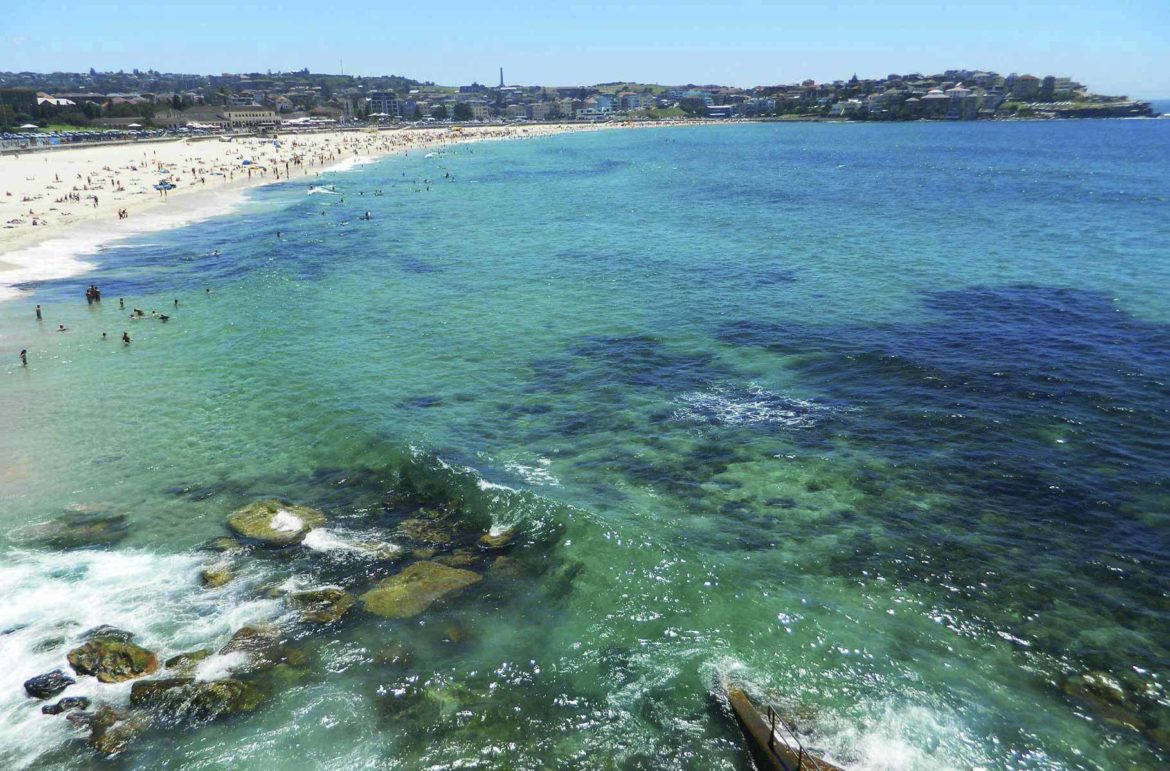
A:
[678,97,708,117]
[172,94,182,111]
[431,103,448,120]
[453,102,472,121]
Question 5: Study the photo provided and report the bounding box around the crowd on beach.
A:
[0,124,623,251]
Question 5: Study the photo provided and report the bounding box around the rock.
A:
[226,499,326,546]
[204,537,245,553]
[218,624,284,672]
[200,567,233,588]
[1063,672,1129,706]
[360,561,483,619]
[441,624,471,645]
[397,519,456,546]
[290,588,355,624]
[164,649,212,674]
[42,696,90,715]
[130,677,263,724]
[23,669,75,699]
[32,636,66,653]
[372,644,411,667]
[67,703,121,732]
[411,547,436,560]
[80,625,136,643]
[87,709,149,756]
[28,511,129,550]
[477,528,517,550]
[67,639,158,683]
[437,550,480,568]
[488,555,524,578]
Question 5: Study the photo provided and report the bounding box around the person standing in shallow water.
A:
[122,332,130,345]
[19,349,27,366]
[35,305,41,320]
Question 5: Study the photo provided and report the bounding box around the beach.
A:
[0,123,623,300]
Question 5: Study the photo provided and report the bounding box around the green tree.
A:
[453,102,473,121]
[431,103,448,120]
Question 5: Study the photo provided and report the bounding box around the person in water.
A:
[19,349,27,366]
[122,332,130,344]
[57,324,67,332]
[35,304,41,320]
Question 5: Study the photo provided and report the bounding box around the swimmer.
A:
[122,332,130,344]
[57,324,67,332]
[19,349,27,366]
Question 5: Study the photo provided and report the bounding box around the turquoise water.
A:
[2,120,1169,769]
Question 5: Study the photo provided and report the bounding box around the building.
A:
[366,91,400,119]
[707,104,737,118]
[221,107,279,128]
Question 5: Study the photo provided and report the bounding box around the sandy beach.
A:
[0,123,624,300]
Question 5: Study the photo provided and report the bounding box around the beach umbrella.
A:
[20,123,39,129]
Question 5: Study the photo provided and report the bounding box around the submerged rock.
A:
[42,696,90,715]
[372,644,411,667]
[130,676,264,724]
[203,536,245,553]
[436,550,480,568]
[397,518,456,546]
[87,708,149,756]
[290,588,355,624]
[200,566,233,588]
[80,625,136,643]
[164,649,212,675]
[23,669,75,699]
[67,639,158,683]
[226,499,326,546]
[360,561,483,619]
[477,528,517,551]
[218,624,294,673]
[27,511,129,550]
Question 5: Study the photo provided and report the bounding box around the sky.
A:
[4,1,1168,97]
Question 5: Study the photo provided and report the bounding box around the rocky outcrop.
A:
[226,500,326,546]
[130,676,264,724]
[164,649,212,675]
[23,669,75,699]
[290,588,355,624]
[360,561,482,618]
[67,638,158,683]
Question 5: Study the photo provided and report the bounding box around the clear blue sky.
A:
[4,1,1168,97]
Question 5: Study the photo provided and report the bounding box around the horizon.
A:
[4,1,1168,99]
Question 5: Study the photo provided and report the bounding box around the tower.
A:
[499,68,504,88]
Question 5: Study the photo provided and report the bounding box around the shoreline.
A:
[0,123,655,302]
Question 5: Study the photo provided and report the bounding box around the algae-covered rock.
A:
[360,561,482,619]
[203,537,245,553]
[24,669,75,699]
[164,649,212,675]
[290,588,355,624]
[436,550,479,568]
[218,624,289,672]
[477,528,517,550]
[200,567,233,588]
[67,639,158,683]
[397,518,456,546]
[130,676,264,724]
[226,499,326,546]
[27,511,129,550]
[87,710,149,756]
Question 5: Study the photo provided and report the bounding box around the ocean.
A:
[1,119,1168,769]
